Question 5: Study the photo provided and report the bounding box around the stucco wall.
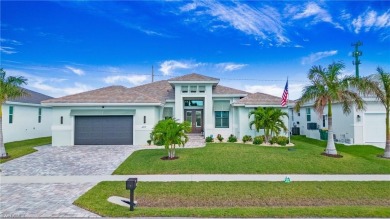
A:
[50,106,160,146]
[2,103,52,143]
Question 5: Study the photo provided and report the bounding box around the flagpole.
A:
[287,77,290,144]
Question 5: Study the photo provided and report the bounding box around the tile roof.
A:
[168,73,219,82]
[130,80,174,102]
[234,92,281,106]
[42,86,161,104]
[8,88,52,104]
[213,85,248,95]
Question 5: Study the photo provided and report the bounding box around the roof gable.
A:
[234,92,281,106]
[168,73,219,82]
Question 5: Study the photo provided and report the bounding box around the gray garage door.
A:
[75,116,133,145]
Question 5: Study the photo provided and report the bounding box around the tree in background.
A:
[0,68,28,158]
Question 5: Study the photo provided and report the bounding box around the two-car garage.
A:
[74,116,133,145]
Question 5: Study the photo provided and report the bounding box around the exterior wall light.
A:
[357,115,361,122]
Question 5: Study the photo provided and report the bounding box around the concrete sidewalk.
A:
[2,174,390,184]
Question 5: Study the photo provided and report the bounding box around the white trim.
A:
[4,101,51,108]
[42,102,162,107]
[212,94,247,97]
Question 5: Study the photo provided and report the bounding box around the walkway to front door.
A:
[184,109,203,133]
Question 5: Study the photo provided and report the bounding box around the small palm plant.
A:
[248,107,288,143]
[151,118,191,159]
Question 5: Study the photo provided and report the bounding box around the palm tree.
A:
[0,68,28,158]
[295,61,378,156]
[249,107,288,143]
[151,118,191,159]
[367,67,390,158]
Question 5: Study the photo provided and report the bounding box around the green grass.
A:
[74,181,390,217]
[0,137,51,163]
[113,136,389,174]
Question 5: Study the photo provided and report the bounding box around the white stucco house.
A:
[2,89,53,143]
[289,96,386,148]
[42,73,289,146]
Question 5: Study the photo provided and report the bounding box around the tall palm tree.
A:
[367,67,390,158]
[151,118,191,159]
[249,107,288,143]
[295,61,378,156]
[0,68,28,158]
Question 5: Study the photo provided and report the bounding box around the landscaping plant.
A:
[0,68,28,159]
[150,118,191,159]
[227,134,237,143]
[253,136,264,145]
[216,134,224,142]
[205,136,214,143]
[295,61,381,156]
[249,107,288,143]
[242,135,253,143]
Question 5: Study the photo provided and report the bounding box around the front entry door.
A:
[184,109,203,133]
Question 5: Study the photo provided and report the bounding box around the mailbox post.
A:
[126,178,138,211]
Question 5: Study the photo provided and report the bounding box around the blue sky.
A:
[1,1,390,99]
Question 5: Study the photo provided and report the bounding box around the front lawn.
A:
[0,137,51,163]
[113,136,389,174]
[74,181,390,217]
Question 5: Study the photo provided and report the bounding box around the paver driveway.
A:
[0,145,142,217]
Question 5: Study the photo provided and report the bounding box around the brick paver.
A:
[0,145,148,217]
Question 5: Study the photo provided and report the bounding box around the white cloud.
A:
[159,60,199,75]
[301,50,338,65]
[180,1,289,45]
[0,38,22,45]
[352,9,390,34]
[245,83,305,100]
[290,2,342,29]
[0,46,17,54]
[216,63,247,72]
[103,75,148,85]
[65,66,85,76]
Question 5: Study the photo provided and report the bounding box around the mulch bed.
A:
[321,152,343,158]
[160,156,179,160]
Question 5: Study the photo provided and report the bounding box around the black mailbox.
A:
[125,178,138,211]
[126,178,138,190]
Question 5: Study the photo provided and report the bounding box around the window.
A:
[182,86,188,93]
[291,109,294,121]
[215,111,229,128]
[9,106,14,124]
[199,86,205,93]
[323,115,326,127]
[38,108,42,123]
[184,100,204,107]
[190,85,197,93]
[306,108,311,121]
[186,111,192,125]
[163,107,173,119]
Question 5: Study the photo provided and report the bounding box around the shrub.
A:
[242,135,253,143]
[147,140,152,146]
[276,136,289,146]
[216,134,224,142]
[269,136,278,144]
[253,136,264,145]
[205,136,214,143]
[227,134,237,143]
[154,139,164,146]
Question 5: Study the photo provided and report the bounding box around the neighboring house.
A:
[289,96,386,148]
[42,73,289,146]
[2,89,53,143]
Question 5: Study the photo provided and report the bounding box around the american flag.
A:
[281,79,288,107]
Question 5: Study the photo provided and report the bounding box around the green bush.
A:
[227,134,237,143]
[242,135,253,143]
[216,134,224,142]
[276,136,289,146]
[205,136,214,143]
[269,136,278,144]
[154,139,164,146]
[253,136,264,145]
[147,140,152,145]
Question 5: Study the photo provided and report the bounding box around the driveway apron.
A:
[0,145,139,217]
